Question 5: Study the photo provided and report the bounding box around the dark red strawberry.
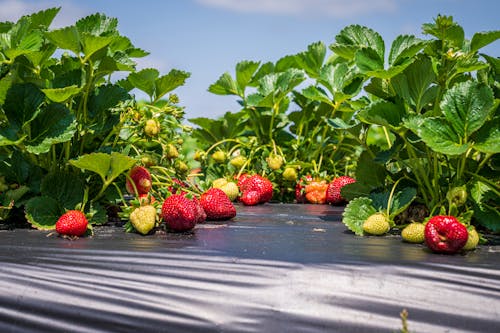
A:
[326,176,356,205]
[295,175,313,203]
[424,215,468,254]
[239,174,273,204]
[200,188,236,221]
[192,196,207,224]
[56,210,88,237]
[126,166,152,195]
[240,190,260,206]
[161,194,199,232]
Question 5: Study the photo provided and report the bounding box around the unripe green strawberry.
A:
[0,176,9,192]
[194,150,204,161]
[175,160,189,173]
[144,119,160,136]
[219,181,239,201]
[266,154,283,170]
[362,213,390,235]
[212,151,226,163]
[446,186,467,207]
[401,222,425,243]
[230,155,246,168]
[212,178,228,188]
[129,205,157,235]
[462,227,479,251]
[166,144,179,159]
[282,167,298,181]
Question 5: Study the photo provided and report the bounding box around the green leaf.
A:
[25,103,77,154]
[355,47,384,72]
[45,26,81,54]
[126,68,159,99]
[295,41,326,78]
[469,180,500,232]
[473,117,500,154]
[302,86,332,105]
[470,30,500,53]
[25,196,63,230]
[81,33,114,61]
[4,31,44,59]
[208,72,239,96]
[358,100,407,130]
[70,152,135,185]
[330,24,385,61]
[441,81,494,138]
[3,83,45,130]
[25,7,60,30]
[370,187,417,218]
[75,13,118,36]
[389,35,427,66]
[422,15,464,48]
[40,171,85,210]
[0,75,13,105]
[235,60,260,94]
[405,116,468,155]
[391,55,437,113]
[41,85,82,102]
[154,69,190,102]
[342,197,377,236]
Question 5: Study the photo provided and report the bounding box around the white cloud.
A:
[0,0,90,27]
[196,0,398,18]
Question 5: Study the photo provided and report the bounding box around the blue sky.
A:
[1,0,499,122]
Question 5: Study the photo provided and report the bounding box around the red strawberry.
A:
[326,176,356,205]
[126,166,152,195]
[200,188,236,221]
[240,190,260,206]
[236,173,251,188]
[161,194,199,232]
[424,215,468,254]
[192,196,207,224]
[56,210,88,237]
[239,174,273,204]
[295,175,313,203]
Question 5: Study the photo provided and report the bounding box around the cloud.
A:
[196,0,398,18]
[0,0,90,27]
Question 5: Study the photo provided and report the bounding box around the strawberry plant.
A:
[0,8,191,229]
[342,15,499,231]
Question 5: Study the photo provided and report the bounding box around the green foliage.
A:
[0,8,190,228]
[196,14,499,231]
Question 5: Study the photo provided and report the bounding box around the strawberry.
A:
[138,193,156,205]
[126,166,152,195]
[200,188,236,221]
[161,194,200,232]
[239,174,273,204]
[295,175,313,203]
[424,215,468,254]
[230,155,247,169]
[56,210,88,237]
[129,205,157,235]
[191,196,207,224]
[401,222,425,243]
[266,154,283,170]
[213,179,239,201]
[282,167,298,181]
[144,119,160,136]
[305,180,328,204]
[362,212,390,235]
[236,173,251,188]
[240,190,260,206]
[212,151,226,163]
[326,176,356,205]
[462,226,480,251]
[166,144,179,159]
